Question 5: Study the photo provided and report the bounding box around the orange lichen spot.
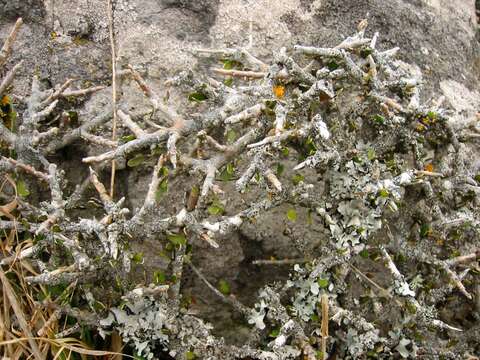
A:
[1,95,10,106]
[273,84,285,99]
[424,163,434,172]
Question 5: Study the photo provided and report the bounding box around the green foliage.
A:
[292,173,304,185]
[304,136,317,156]
[218,162,235,181]
[167,232,187,246]
[121,134,136,143]
[317,278,329,289]
[276,163,285,176]
[153,270,167,285]
[378,189,389,198]
[207,198,225,216]
[217,279,231,295]
[155,177,169,201]
[67,110,79,126]
[16,179,29,197]
[268,328,280,338]
[226,129,237,143]
[286,208,297,222]
[419,223,431,238]
[221,59,243,70]
[367,148,376,161]
[186,351,196,360]
[359,249,370,258]
[132,252,144,264]
[188,92,208,102]
[372,114,385,125]
[127,154,145,167]
[360,47,373,58]
[327,60,339,71]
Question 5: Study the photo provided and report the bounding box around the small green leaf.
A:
[67,111,79,125]
[160,166,169,177]
[167,232,187,246]
[317,278,329,289]
[367,148,376,161]
[420,223,431,238]
[16,180,29,197]
[219,162,235,181]
[224,77,233,87]
[21,218,30,230]
[226,129,237,143]
[292,174,304,185]
[186,351,196,360]
[281,147,290,156]
[150,146,163,156]
[426,111,437,120]
[222,59,242,70]
[268,328,280,338]
[223,60,233,70]
[207,204,224,216]
[360,47,373,58]
[286,208,297,222]
[327,60,339,71]
[8,110,17,131]
[372,114,385,125]
[218,279,230,295]
[304,136,317,155]
[153,270,166,284]
[134,353,148,360]
[276,163,284,176]
[155,178,168,201]
[121,134,136,143]
[159,178,168,192]
[127,154,145,167]
[132,252,144,264]
[359,249,370,258]
[405,300,417,314]
[188,92,208,102]
[378,189,389,198]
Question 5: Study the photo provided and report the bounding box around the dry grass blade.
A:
[0,336,133,358]
[107,0,118,198]
[320,293,329,360]
[110,330,123,360]
[0,269,44,360]
[0,18,23,68]
[0,198,17,221]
